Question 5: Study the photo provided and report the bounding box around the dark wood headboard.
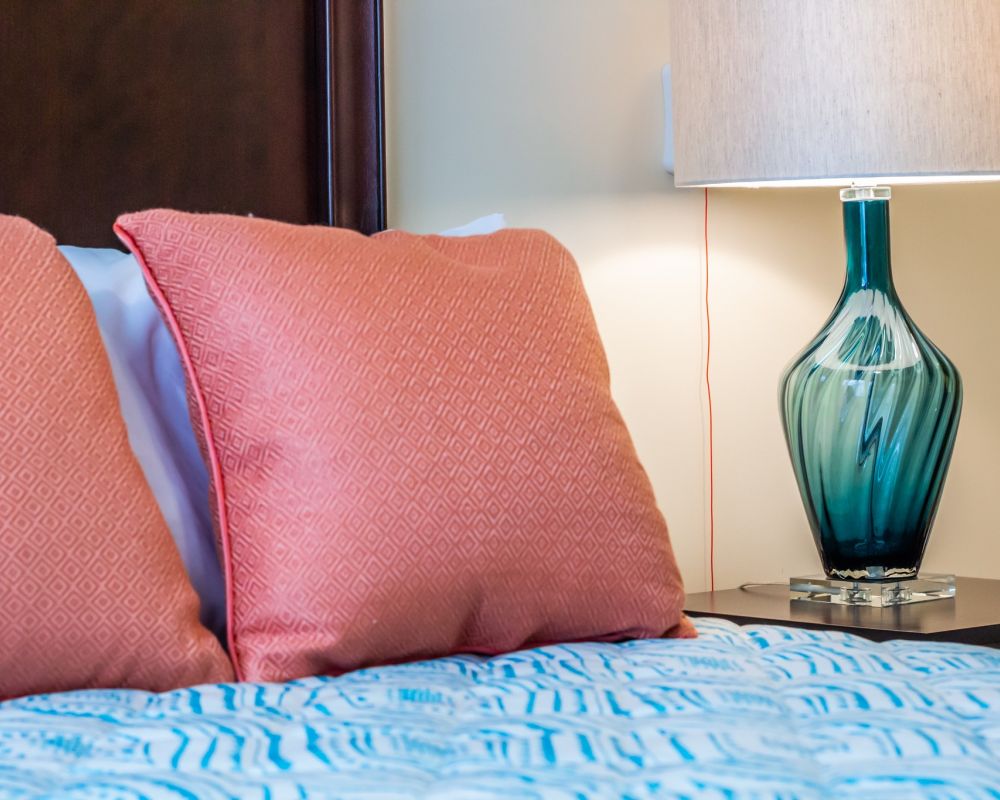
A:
[0,0,386,246]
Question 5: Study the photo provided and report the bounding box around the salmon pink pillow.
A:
[115,210,691,683]
[0,216,233,699]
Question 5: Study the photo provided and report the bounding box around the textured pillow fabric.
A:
[116,210,690,683]
[57,216,508,639]
[0,216,233,698]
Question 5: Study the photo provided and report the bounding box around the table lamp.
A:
[669,0,1000,605]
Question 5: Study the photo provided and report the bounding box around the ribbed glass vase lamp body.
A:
[779,187,962,581]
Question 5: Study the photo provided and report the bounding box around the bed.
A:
[2,619,999,797]
[2,3,1000,798]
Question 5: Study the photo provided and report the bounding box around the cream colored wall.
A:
[385,0,1000,591]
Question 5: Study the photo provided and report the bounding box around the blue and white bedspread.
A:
[3,619,1000,799]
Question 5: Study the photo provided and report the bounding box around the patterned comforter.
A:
[2,618,999,799]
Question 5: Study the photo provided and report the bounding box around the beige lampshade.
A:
[670,0,1000,187]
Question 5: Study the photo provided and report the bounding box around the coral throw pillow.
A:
[0,216,232,698]
[116,210,690,683]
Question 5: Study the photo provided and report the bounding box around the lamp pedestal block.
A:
[789,573,955,607]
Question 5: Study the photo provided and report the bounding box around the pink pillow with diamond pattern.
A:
[115,210,691,683]
[0,216,233,698]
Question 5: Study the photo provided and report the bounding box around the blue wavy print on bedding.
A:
[2,619,1000,798]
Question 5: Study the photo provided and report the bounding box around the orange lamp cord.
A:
[703,188,716,592]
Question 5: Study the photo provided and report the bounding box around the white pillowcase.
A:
[60,245,226,635]
[436,213,506,237]
[60,214,506,638]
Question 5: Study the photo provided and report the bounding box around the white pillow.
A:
[60,245,226,636]
[436,213,506,237]
[59,214,506,638]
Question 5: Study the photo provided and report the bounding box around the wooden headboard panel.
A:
[0,0,385,246]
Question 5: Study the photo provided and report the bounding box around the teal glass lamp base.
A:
[779,186,962,582]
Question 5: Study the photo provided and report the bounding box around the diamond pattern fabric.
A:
[0,216,232,699]
[116,211,689,683]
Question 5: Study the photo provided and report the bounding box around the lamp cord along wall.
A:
[704,188,716,592]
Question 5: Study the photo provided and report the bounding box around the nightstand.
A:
[684,576,1000,647]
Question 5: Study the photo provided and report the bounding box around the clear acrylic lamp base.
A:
[789,574,956,607]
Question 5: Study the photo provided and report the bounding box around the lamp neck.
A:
[841,186,894,295]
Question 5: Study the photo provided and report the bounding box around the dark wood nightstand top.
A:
[684,576,1000,646]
